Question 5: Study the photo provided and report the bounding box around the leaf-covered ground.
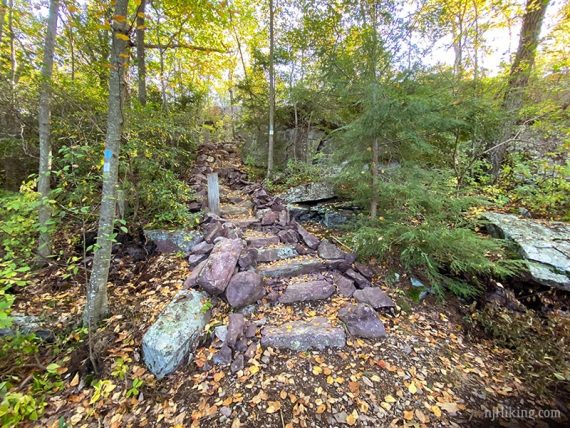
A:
[6,249,568,427]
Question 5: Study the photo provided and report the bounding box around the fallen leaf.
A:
[266,401,282,414]
[431,405,442,418]
[408,382,417,394]
[346,410,358,426]
[403,410,414,421]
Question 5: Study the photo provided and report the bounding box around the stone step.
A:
[279,279,335,303]
[258,257,327,278]
[245,235,280,248]
[261,317,346,351]
[256,245,298,263]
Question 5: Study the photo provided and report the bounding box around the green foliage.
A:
[264,159,325,193]
[467,305,570,396]
[0,388,44,426]
[345,166,523,298]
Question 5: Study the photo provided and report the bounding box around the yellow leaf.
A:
[266,401,282,414]
[116,33,130,41]
[431,405,442,418]
[408,382,417,394]
[249,365,260,375]
[70,373,80,387]
[384,394,396,403]
[403,410,414,421]
[327,375,334,384]
[439,402,459,413]
[137,12,145,18]
[231,418,241,428]
[415,409,428,423]
[312,366,322,375]
[316,404,326,414]
[346,410,358,426]
[214,372,225,382]
[113,15,127,22]
[381,402,391,411]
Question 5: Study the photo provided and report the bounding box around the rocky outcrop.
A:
[144,230,203,253]
[280,182,336,204]
[484,212,570,291]
[142,290,210,379]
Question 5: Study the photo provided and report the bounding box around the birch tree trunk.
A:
[83,0,130,326]
[37,0,60,262]
[136,0,147,105]
[266,0,275,177]
[488,0,550,179]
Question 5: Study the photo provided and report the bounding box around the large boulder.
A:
[483,212,570,291]
[261,317,346,351]
[144,229,203,253]
[225,271,266,308]
[196,238,244,295]
[142,290,210,379]
[338,303,386,338]
[280,182,336,204]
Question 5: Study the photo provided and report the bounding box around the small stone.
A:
[245,323,257,338]
[353,287,395,310]
[338,303,386,339]
[188,253,207,268]
[332,272,356,297]
[345,269,372,288]
[231,353,245,373]
[214,325,228,342]
[354,262,374,279]
[220,407,232,418]
[184,260,207,288]
[238,247,258,270]
[261,211,280,225]
[192,241,214,255]
[295,223,320,249]
[226,313,246,349]
[213,345,233,365]
[317,239,346,259]
[245,343,257,359]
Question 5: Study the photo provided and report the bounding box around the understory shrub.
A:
[344,166,523,298]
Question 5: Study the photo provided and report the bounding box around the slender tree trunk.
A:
[84,0,130,326]
[37,0,60,262]
[8,0,16,107]
[488,0,550,178]
[266,0,275,177]
[370,138,379,218]
[136,0,146,105]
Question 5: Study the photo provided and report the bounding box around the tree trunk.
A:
[370,138,379,218]
[84,0,130,326]
[266,0,275,178]
[488,0,550,178]
[136,0,146,105]
[37,0,60,262]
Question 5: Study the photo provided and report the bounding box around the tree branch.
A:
[144,43,226,53]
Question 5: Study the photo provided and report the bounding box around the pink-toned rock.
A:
[196,238,243,295]
[226,271,266,308]
[295,222,320,249]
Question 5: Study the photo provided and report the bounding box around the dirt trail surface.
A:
[10,141,568,427]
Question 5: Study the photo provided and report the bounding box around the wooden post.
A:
[207,173,220,216]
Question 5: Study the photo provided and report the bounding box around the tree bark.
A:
[488,0,550,178]
[37,0,60,262]
[136,0,146,105]
[84,0,130,326]
[266,0,275,178]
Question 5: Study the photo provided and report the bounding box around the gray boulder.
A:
[345,269,372,288]
[0,314,54,341]
[332,272,356,297]
[196,238,243,295]
[225,271,266,308]
[483,212,570,290]
[261,317,345,351]
[280,182,336,204]
[142,290,210,379]
[338,303,386,339]
[144,229,203,253]
[353,287,395,310]
[257,245,298,262]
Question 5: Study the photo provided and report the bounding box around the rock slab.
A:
[261,317,346,351]
[142,290,210,379]
[144,230,203,253]
[279,280,335,303]
[484,212,570,290]
[226,271,266,308]
[353,287,395,309]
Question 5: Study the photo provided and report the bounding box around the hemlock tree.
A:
[83,0,130,326]
[136,0,147,105]
[37,0,60,262]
